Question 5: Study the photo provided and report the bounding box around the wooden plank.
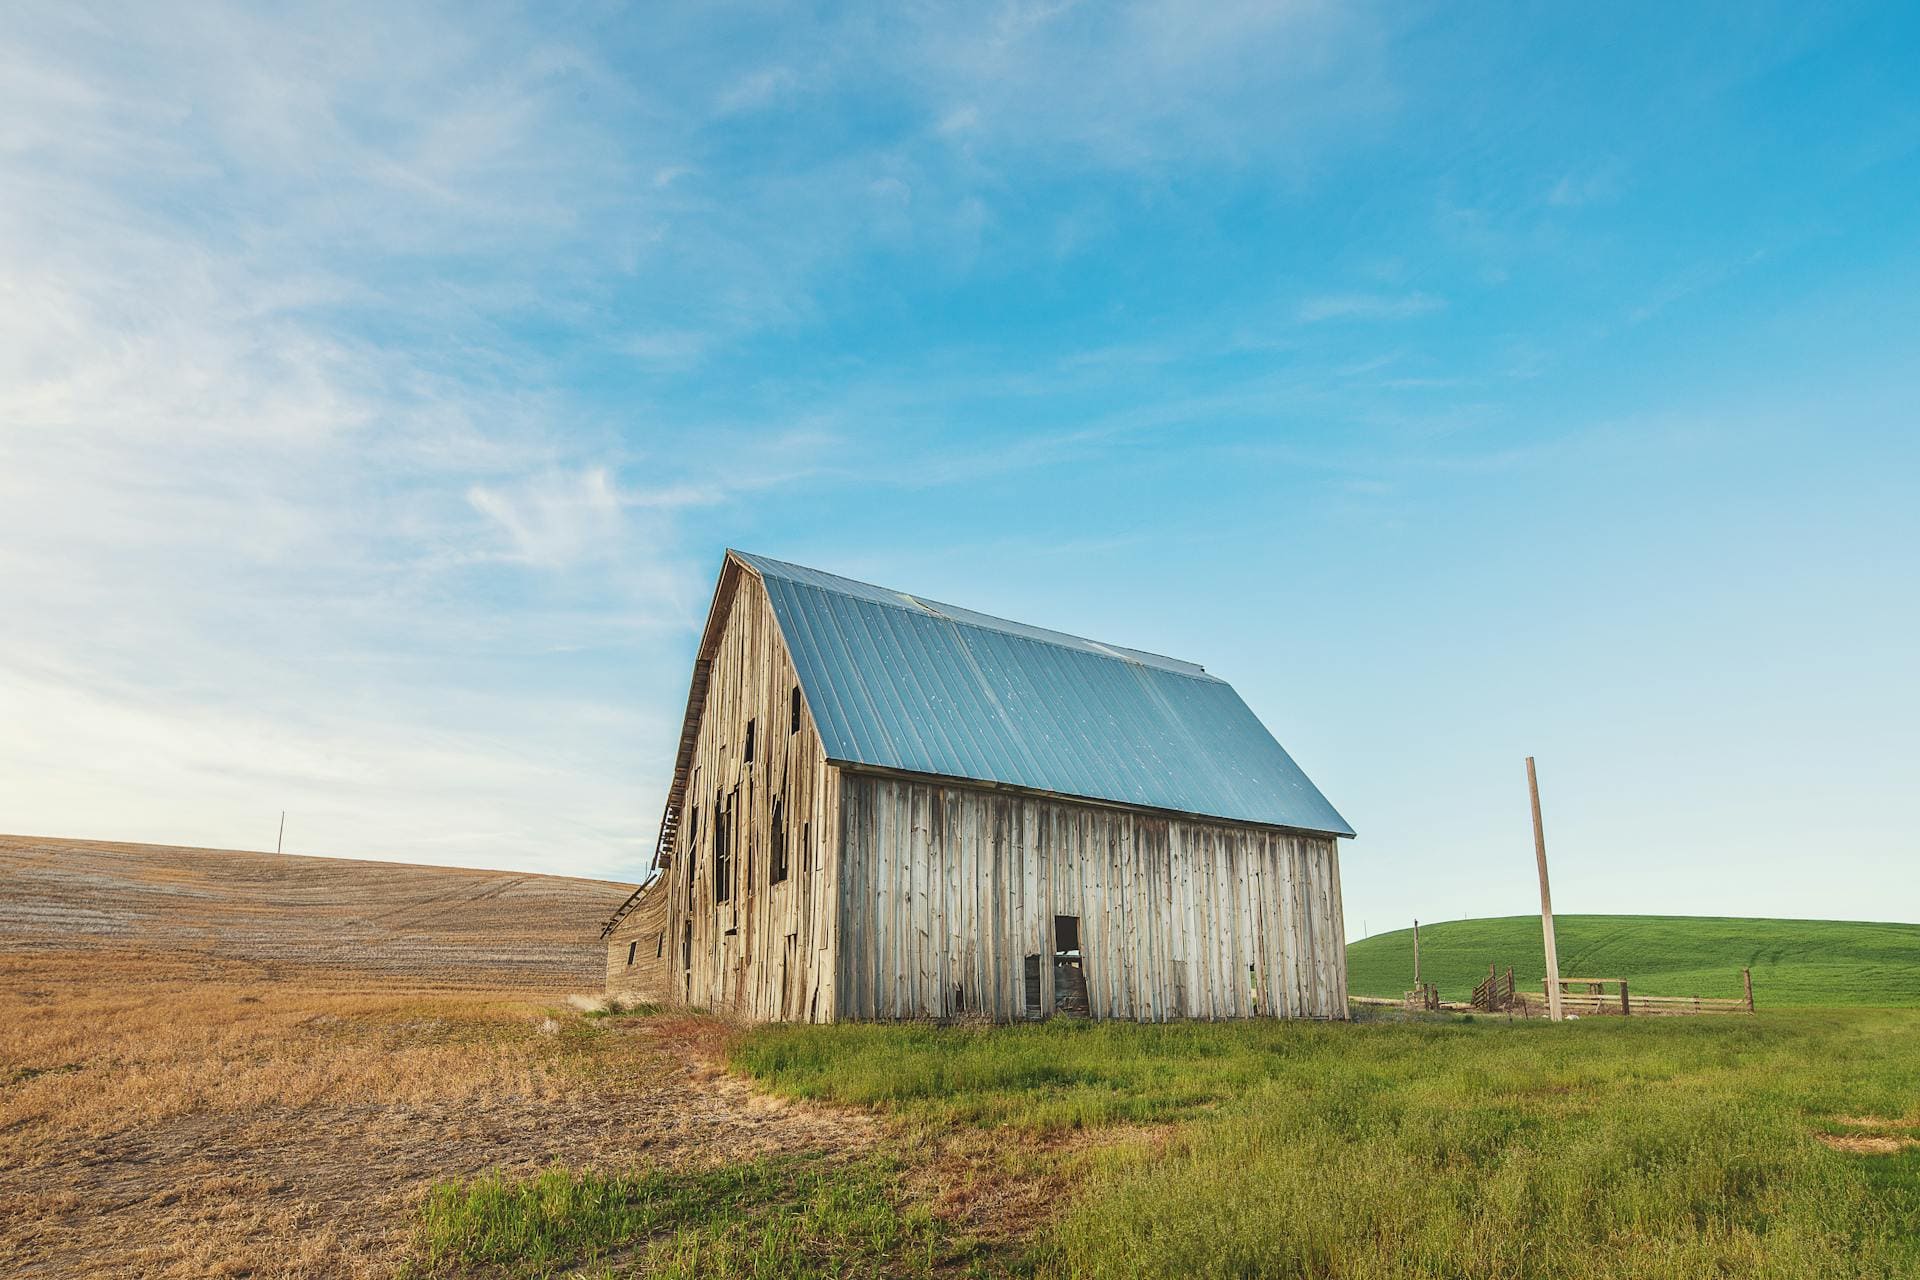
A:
[1326,838,1348,1017]
[1528,756,1564,1022]
[911,782,931,1016]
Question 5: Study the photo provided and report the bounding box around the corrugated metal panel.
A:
[735,551,1354,838]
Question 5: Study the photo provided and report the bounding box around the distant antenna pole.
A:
[1528,757,1564,1022]
[1412,918,1420,986]
[277,811,286,855]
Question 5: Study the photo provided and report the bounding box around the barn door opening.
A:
[1053,914,1089,1017]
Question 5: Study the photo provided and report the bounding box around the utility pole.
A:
[1412,918,1420,986]
[277,811,285,856]
[1528,757,1564,1022]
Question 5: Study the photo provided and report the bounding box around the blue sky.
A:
[3,2,1916,932]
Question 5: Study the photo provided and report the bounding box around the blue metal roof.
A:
[734,551,1354,838]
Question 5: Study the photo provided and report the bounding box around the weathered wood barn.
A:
[603,550,1354,1023]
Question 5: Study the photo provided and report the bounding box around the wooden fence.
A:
[1548,969,1755,1017]
[1472,965,1520,1012]
[1350,969,1757,1019]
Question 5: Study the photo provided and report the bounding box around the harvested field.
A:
[0,837,974,1279]
[10,836,1914,1279]
[0,838,1059,1278]
[0,835,636,987]
[0,951,881,1279]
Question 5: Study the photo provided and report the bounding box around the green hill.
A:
[1345,914,1920,1008]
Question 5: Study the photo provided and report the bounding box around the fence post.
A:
[1620,979,1630,1017]
[1743,967,1754,1013]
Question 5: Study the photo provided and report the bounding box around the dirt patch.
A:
[1817,1114,1920,1155]
[1817,1132,1917,1155]
[1831,1114,1920,1130]
[899,1121,1178,1249]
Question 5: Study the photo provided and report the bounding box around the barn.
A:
[603,550,1354,1022]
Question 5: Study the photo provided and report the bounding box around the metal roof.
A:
[735,551,1354,838]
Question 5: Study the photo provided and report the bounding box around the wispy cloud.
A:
[0,1,812,874]
[902,1,1396,168]
[1297,292,1447,323]
[714,65,802,116]
[1546,160,1627,208]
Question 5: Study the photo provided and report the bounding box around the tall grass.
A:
[402,1157,946,1279]
[739,1010,1920,1278]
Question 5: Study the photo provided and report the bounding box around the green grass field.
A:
[403,915,1920,1278]
[736,1010,1920,1279]
[1346,914,1920,1006]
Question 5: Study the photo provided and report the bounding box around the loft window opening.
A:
[684,806,700,910]
[713,796,731,903]
[770,798,788,884]
[790,685,801,733]
[626,940,636,967]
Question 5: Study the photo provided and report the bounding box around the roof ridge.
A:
[730,549,1214,680]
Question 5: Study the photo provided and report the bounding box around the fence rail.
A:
[1350,969,1757,1018]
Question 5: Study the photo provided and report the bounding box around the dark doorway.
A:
[1053,914,1089,1017]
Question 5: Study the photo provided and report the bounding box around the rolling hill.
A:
[0,833,638,988]
[1345,913,1920,1007]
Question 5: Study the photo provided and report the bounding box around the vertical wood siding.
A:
[836,772,1347,1022]
[659,574,840,1021]
[605,877,670,1002]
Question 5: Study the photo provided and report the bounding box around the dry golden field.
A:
[0,836,882,1279]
